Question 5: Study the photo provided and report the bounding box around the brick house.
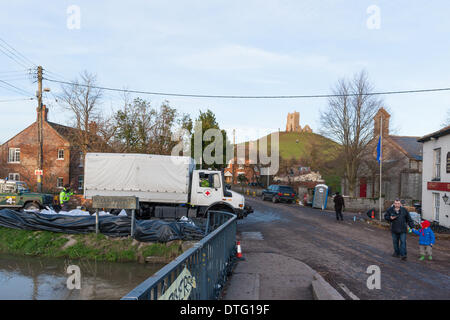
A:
[0,106,87,193]
[224,158,260,185]
[343,108,423,201]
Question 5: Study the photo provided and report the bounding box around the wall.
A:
[326,196,394,218]
[421,134,450,228]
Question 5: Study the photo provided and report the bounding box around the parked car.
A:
[0,179,55,211]
[262,185,296,203]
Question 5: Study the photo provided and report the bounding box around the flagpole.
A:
[379,116,383,221]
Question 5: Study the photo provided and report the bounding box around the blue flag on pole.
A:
[376,136,382,163]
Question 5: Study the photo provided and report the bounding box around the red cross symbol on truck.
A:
[204,190,211,197]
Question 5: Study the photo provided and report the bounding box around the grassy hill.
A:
[238,131,343,191]
[239,131,340,160]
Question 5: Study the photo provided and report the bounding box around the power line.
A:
[0,69,29,74]
[0,75,33,81]
[0,37,37,67]
[43,77,450,100]
[0,79,34,97]
[0,98,34,103]
[0,46,30,69]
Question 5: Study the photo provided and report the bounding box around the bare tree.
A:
[58,71,104,154]
[320,70,382,197]
[147,102,178,155]
[112,97,191,155]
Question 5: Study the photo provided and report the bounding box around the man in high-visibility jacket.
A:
[60,184,74,212]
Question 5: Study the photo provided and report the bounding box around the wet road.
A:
[238,197,450,300]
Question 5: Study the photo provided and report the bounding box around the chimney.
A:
[374,107,390,138]
[36,105,49,122]
[89,121,98,134]
[43,105,48,121]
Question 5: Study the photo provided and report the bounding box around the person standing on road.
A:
[411,220,435,261]
[333,191,345,221]
[384,199,415,261]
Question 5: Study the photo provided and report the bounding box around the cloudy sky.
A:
[1,0,449,143]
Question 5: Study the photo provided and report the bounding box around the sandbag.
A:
[0,209,204,242]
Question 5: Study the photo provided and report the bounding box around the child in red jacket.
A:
[410,220,435,261]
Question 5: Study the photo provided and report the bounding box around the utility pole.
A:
[37,66,43,192]
[232,129,236,185]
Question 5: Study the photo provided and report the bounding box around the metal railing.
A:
[121,210,237,300]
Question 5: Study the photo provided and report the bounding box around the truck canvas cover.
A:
[84,153,195,203]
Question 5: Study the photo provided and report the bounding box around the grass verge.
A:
[0,227,184,263]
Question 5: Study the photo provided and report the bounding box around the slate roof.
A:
[47,121,108,150]
[47,121,80,140]
[389,136,423,161]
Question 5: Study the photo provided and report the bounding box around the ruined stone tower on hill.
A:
[286,111,312,133]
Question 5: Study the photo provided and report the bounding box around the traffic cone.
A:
[236,241,244,260]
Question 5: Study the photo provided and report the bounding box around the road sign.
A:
[35,170,43,176]
[92,196,139,209]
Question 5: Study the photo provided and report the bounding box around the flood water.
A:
[0,254,165,300]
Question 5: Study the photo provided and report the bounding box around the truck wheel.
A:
[24,202,40,211]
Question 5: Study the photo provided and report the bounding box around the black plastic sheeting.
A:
[0,209,205,242]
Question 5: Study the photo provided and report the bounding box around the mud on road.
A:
[238,197,450,300]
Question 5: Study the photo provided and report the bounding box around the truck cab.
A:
[0,179,55,211]
[190,170,250,218]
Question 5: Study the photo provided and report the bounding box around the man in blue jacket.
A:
[384,199,415,261]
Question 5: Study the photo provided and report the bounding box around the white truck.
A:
[84,153,252,219]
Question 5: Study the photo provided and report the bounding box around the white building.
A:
[418,126,450,228]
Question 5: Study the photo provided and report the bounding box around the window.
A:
[78,175,84,190]
[198,172,221,188]
[433,148,441,180]
[8,148,20,163]
[447,152,450,174]
[79,152,84,167]
[57,149,64,160]
[16,182,29,193]
[279,186,295,194]
[8,173,19,181]
[409,160,418,170]
[57,177,64,188]
[433,193,440,222]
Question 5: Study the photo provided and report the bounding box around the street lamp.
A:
[443,193,449,205]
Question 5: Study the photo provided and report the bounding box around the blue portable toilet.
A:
[312,184,329,210]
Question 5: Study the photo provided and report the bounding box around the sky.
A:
[1,0,449,144]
